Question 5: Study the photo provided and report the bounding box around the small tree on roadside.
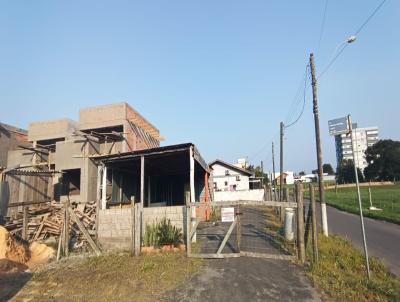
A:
[248,165,269,185]
[336,159,364,184]
[299,171,306,176]
[323,163,335,175]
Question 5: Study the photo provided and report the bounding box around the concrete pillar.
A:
[101,165,107,209]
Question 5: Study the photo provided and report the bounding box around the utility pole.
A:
[348,114,370,279]
[310,53,328,237]
[279,122,284,201]
[272,142,277,201]
[261,160,264,187]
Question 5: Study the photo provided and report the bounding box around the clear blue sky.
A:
[1,1,399,173]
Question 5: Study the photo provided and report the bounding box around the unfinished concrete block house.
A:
[1,102,210,251]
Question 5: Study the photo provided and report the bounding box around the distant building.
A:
[0,122,29,169]
[209,159,254,191]
[334,126,379,171]
[272,171,295,185]
[234,158,248,169]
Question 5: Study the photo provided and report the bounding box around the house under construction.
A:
[1,102,211,250]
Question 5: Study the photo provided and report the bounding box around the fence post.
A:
[134,197,141,256]
[64,199,70,257]
[22,206,28,240]
[309,183,319,263]
[130,196,136,256]
[296,183,305,264]
[186,205,191,256]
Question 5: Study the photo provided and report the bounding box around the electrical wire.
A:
[285,65,309,128]
[284,63,309,125]
[248,0,387,166]
[355,0,387,36]
[317,0,388,79]
[316,0,329,57]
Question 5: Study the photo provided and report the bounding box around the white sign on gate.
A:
[221,207,235,222]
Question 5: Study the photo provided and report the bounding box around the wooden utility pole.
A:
[261,160,264,187]
[310,53,328,237]
[272,142,277,201]
[279,122,284,201]
[296,183,305,264]
[309,183,319,263]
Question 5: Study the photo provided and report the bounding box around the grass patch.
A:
[313,184,400,224]
[12,252,203,302]
[307,233,400,301]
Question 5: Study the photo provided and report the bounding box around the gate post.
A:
[296,183,305,264]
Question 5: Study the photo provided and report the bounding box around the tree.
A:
[311,169,318,174]
[323,163,334,175]
[299,171,306,176]
[247,165,269,185]
[336,159,364,184]
[364,140,400,181]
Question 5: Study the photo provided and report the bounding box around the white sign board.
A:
[221,207,235,222]
[328,117,350,136]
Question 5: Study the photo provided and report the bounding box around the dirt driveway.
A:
[163,257,321,302]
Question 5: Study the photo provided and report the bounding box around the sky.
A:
[0,1,399,173]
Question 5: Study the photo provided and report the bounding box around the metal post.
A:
[280,122,284,201]
[368,184,373,208]
[310,53,328,237]
[348,115,370,279]
[272,142,277,201]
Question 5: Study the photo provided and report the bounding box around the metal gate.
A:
[186,201,299,260]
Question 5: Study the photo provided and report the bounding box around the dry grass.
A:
[10,252,203,302]
[307,233,400,302]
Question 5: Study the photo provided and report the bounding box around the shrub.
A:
[143,218,183,247]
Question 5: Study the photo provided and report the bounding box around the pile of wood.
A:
[4,201,97,251]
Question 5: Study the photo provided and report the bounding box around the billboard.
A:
[328,117,349,136]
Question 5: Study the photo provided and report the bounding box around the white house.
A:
[272,171,295,185]
[209,159,265,201]
[209,159,253,191]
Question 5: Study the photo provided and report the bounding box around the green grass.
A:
[307,233,400,302]
[315,184,400,224]
[11,252,203,302]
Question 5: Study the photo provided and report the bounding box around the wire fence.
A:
[188,201,298,259]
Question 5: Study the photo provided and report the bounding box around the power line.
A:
[284,63,309,124]
[285,65,309,128]
[317,0,388,79]
[318,42,348,80]
[316,0,329,57]
[355,0,387,36]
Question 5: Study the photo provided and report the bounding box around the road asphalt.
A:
[163,257,320,302]
[310,201,400,276]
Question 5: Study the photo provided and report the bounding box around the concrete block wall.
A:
[98,208,133,251]
[143,206,186,236]
[28,118,77,142]
[98,206,187,251]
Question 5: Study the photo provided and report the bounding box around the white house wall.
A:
[211,163,250,191]
[214,189,265,201]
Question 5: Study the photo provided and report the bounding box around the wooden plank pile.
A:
[4,201,97,251]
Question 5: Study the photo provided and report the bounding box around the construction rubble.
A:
[4,201,97,252]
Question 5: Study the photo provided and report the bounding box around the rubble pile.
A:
[4,201,97,251]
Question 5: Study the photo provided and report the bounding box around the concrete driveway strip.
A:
[163,257,320,302]
[308,200,400,276]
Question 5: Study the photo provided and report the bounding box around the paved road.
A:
[309,201,400,275]
[163,257,320,302]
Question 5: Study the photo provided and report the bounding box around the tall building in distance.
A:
[334,125,379,172]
